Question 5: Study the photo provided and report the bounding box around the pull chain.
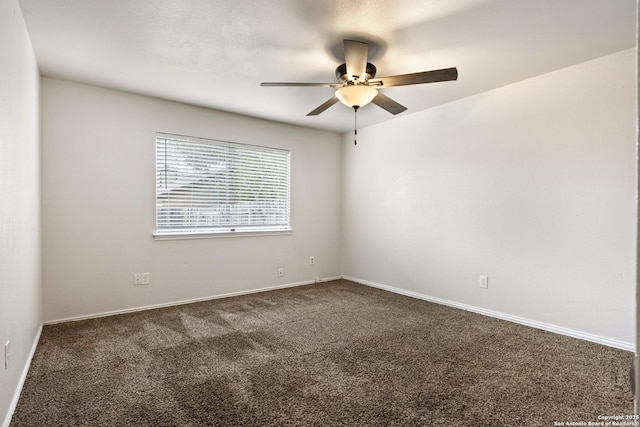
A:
[353,106,359,145]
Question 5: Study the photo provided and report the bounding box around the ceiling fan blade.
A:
[307,96,339,116]
[371,67,458,87]
[344,40,369,82]
[261,82,342,88]
[372,92,407,115]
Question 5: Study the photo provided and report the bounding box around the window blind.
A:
[155,133,291,235]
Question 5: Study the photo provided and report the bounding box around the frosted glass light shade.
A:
[335,85,378,108]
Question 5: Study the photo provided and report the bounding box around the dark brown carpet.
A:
[11,280,633,426]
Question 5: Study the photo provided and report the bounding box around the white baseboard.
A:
[343,275,634,352]
[44,276,343,326]
[2,323,42,427]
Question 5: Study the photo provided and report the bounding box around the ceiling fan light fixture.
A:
[335,84,378,109]
[261,39,458,117]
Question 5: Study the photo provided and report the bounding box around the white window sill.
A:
[153,228,292,241]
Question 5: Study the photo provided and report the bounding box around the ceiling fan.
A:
[261,39,458,117]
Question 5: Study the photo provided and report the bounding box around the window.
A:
[155,133,291,237]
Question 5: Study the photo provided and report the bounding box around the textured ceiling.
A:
[19,0,637,133]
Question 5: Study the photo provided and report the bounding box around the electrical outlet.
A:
[479,275,489,289]
[4,341,9,370]
[310,256,315,265]
[134,273,150,285]
[278,268,284,278]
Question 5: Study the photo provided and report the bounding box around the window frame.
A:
[154,132,292,240]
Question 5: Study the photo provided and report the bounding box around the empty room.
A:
[2,0,638,425]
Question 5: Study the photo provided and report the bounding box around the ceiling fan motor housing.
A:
[336,62,377,83]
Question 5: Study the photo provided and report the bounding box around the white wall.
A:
[0,1,42,426]
[41,79,342,322]
[342,49,636,347]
